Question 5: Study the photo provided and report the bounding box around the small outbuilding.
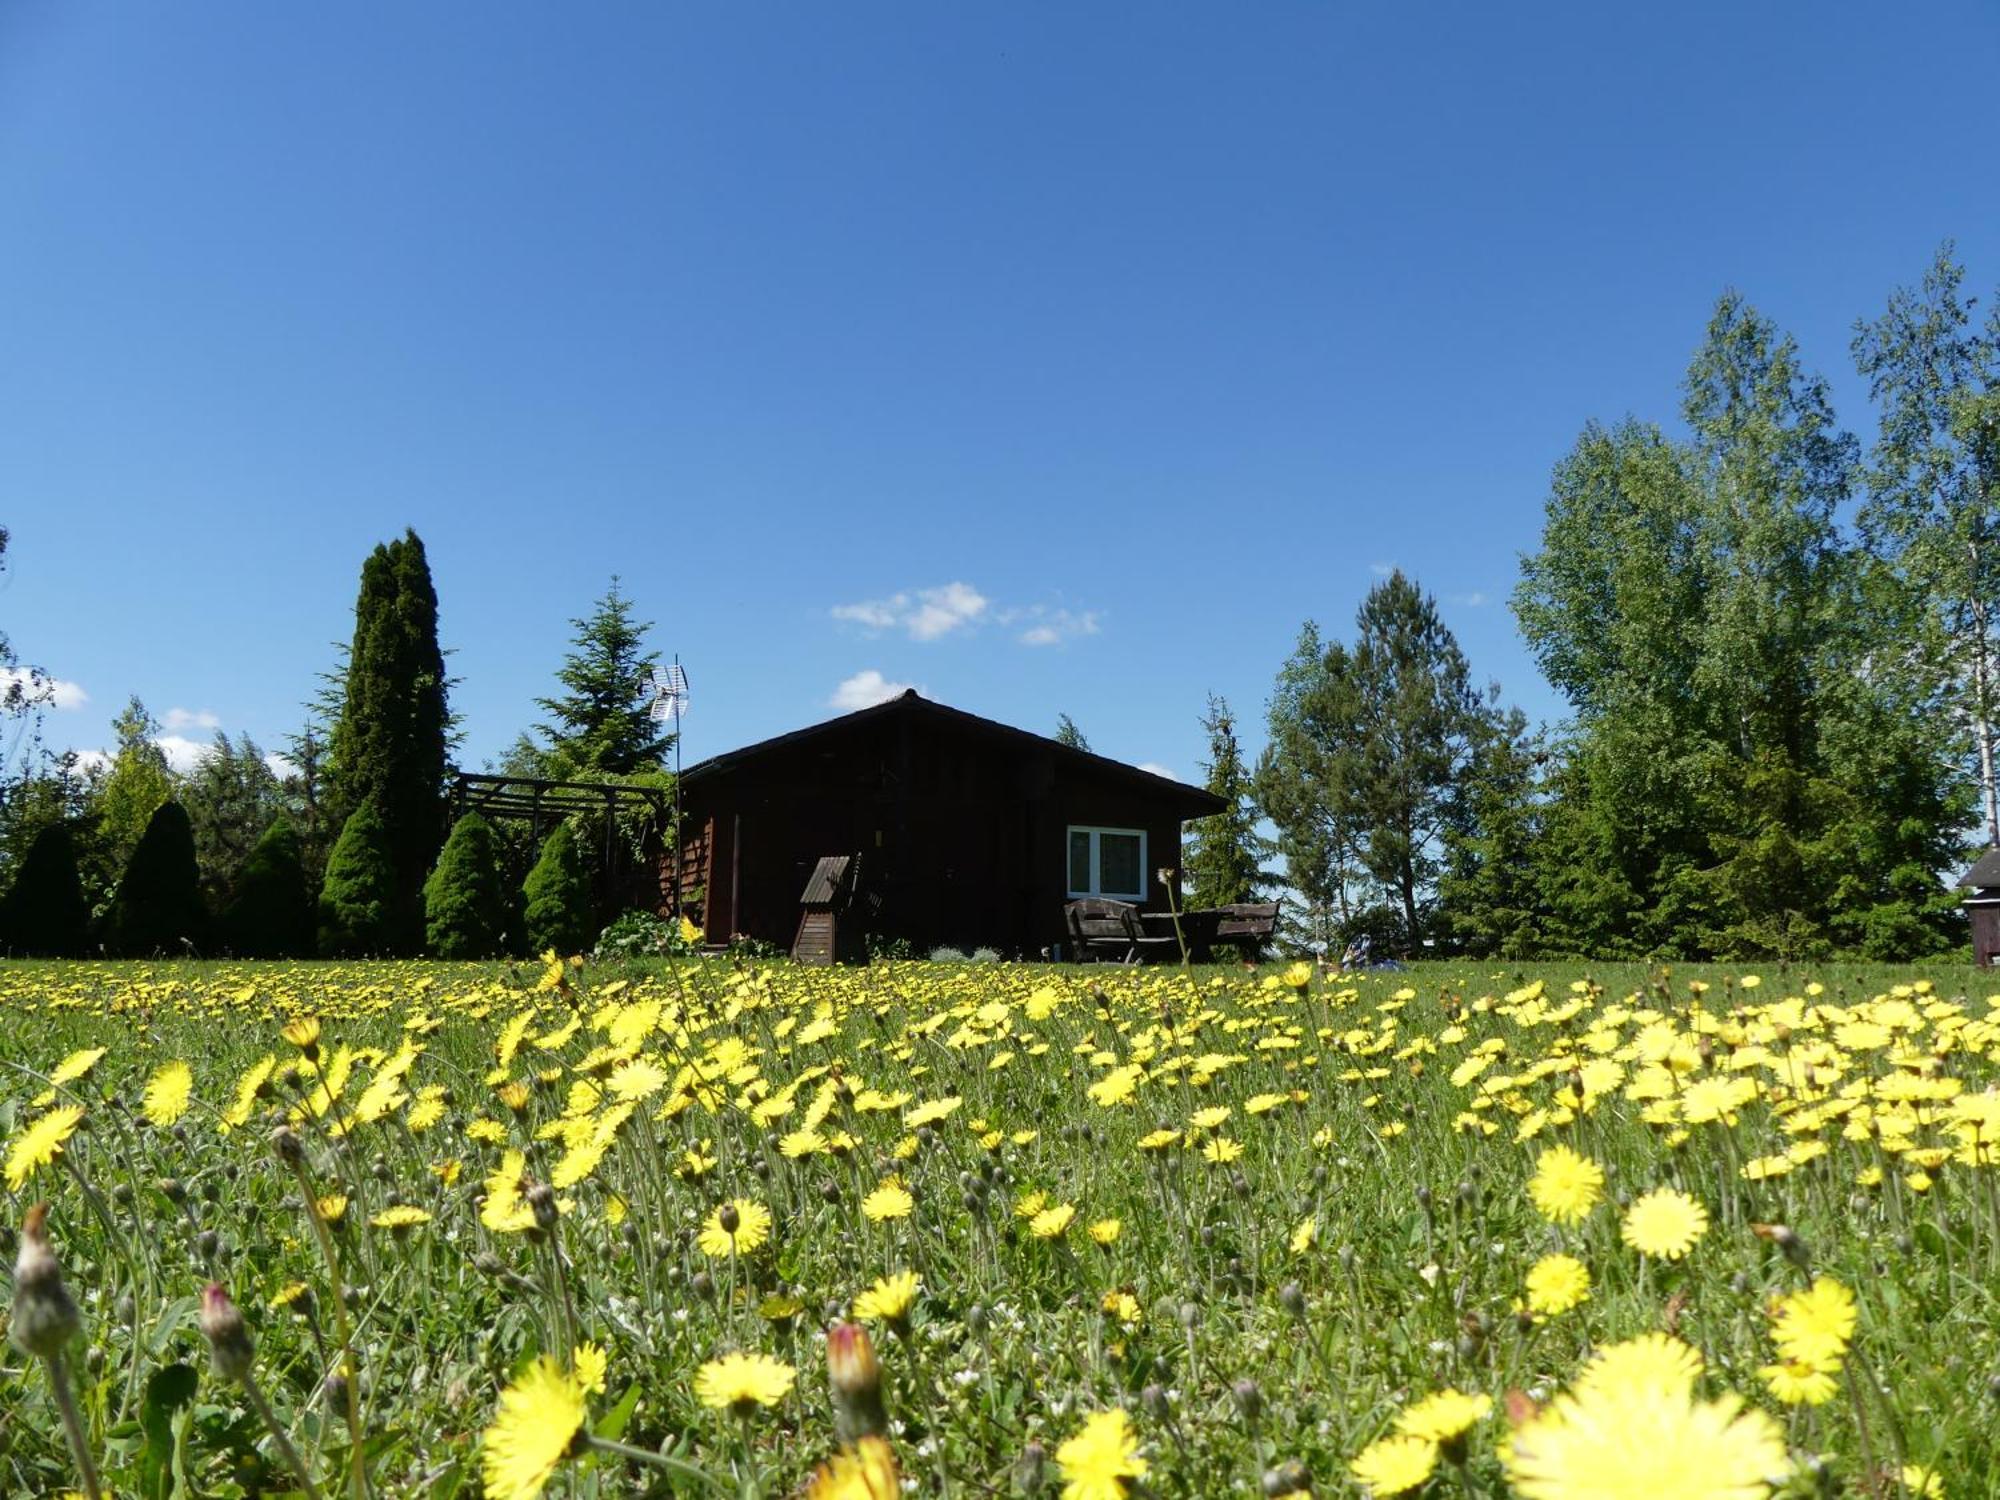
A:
[663,690,1224,958]
[1959,847,2000,967]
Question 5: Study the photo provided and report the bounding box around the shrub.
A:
[221,817,315,959]
[105,800,209,956]
[0,823,91,957]
[319,799,398,957]
[521,822,592,956]
[424,813,511,959]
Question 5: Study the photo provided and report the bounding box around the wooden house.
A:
[663,690,1225,957]
[1959,847,2000,967]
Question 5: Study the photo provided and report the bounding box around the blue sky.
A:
[4,3,1997,783]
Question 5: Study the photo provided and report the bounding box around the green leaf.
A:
[594,1381,643,1443]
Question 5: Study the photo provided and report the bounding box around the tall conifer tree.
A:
[327,531,449,949]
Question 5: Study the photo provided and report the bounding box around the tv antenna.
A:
[647,659,691,922]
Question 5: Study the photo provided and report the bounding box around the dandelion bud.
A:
[827,1322,888,1443]
[1014,1440,1047,1494]
[718,1203,740,1235]
[199,1283,255,1384]
[1178,1301,1200,1331]
[321,1372,347,1409]
[1262,1460,1309,1497]
[1278,1282,1307,1320]
[965,1303,988,1334]
[85,1345,104,1374]
[1141,1383,1170,1420]
[1751,1221,1812,1270]
[527,1182,558,1232]
[270,1126,303,1168]
[112,1182,134,1206]
[158,1177,187,1205]
[11,1205,81,1359]
[197,1230,220,1259]
[1232,1379,1263,1423]
[690,1270,714,1300]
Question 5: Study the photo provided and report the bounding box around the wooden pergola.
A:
[449,772,677,914]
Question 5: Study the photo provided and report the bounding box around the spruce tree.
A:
[318,799,399,957]
[105,800,208,956]
[1182,695,1273,913]
[521,822,593,955]
[0,822,90,957]
[531,578,673,777]
[424,813,510,959]
[327,531,449,949]
[1053,714,1090,752]
[221,817,315,959]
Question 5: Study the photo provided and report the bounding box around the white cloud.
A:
[1138,761,1178,781]
[1449,590,1489,607]
[264,752,299,780]
[0,668,88,710]
[833,582,989,642]
[829,670,919,712]
[1369,562,1394,577]
[163,706,222,732]
[72,749,112,775]
[1011,607,1102,648]
[153,735,213,774]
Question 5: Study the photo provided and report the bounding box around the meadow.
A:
[0,954,1996,1499]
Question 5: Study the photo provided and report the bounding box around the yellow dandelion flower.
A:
[1521,1254,1591,1320]
[1030,1203,1076,1240]
[693,1351,795,1413]
[1056,1408,1146,1500]
[861,1180,914,1223]
[141,1060,194,1127]
[6,1105,85,1192]
[1527,1144,1604,1225]
[481,1356,586,1500]
[697,1199,773,1257]
[852,1270,920,1324]
[1620,1188,1708,1261]
[1350,1434,1437,1496]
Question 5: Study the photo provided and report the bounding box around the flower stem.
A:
[43,1350,103,1500]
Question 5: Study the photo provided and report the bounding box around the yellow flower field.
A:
[0,957,1995,1497]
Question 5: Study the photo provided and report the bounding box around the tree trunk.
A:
[1970,549,1999,846]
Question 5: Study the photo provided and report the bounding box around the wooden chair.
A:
[1064,899,1177,964]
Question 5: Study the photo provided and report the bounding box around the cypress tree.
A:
[327,530,449,950]
[221,817,315,959]
[318,799,399,957]
[424,812,510,959]
[521,823,593,955]
[105,800,208,957]
[0,823,90,957]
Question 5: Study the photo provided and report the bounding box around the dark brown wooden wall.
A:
[668,711,1197,956]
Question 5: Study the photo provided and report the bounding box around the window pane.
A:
[1069,830,1092,893]
[1099,832,1141,896]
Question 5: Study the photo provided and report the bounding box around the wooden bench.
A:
[1064,899,1178,964]
[1211,901,1280,953]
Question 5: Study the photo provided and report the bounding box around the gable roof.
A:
[681,689,1226,816]
[1959,847,2000,889]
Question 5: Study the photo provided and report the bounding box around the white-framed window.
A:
[1067,826,1148,901]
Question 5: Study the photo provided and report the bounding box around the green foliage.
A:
[0,821,91,956]
[220,817,315,959]
[521,822,593,955]
[318,799,399,957]
[1852,243,2000,845]
[1052,714,1090,752]
[104,800,208,957]
[181,730,286,911]
[89,696,175,896]
[529,578,674,778]
[1182,694,1273,913]
[424,813,512,959]
[1512,293,1971,959]
[327,531,449,949]
[1437,709,1545,958]
[1259,574,1490,952]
